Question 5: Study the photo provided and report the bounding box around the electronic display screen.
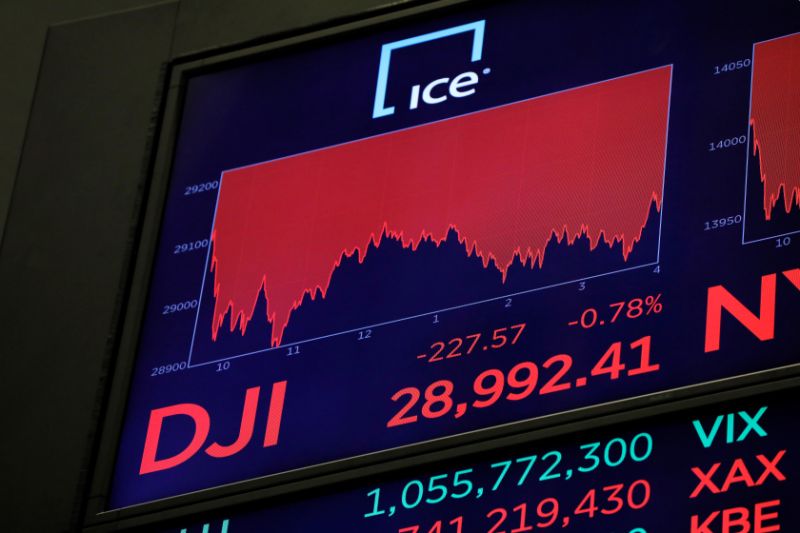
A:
[156,387,798,532]
[109,0,800,508]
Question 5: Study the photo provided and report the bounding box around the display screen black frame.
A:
[83,0,800,529]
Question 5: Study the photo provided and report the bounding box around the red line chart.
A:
[743,32,800,244]
[751,32,800,220]
[195,66,672,352]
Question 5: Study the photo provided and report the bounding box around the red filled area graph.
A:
[209,66,671,347]
[751,32,800,220]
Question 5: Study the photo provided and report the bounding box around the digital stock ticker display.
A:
[158,387,797,533]
[107,0,800,516]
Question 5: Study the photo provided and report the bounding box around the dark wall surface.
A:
[0,0,159,241]
[0,6,178,532]
[0,1,397,531]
